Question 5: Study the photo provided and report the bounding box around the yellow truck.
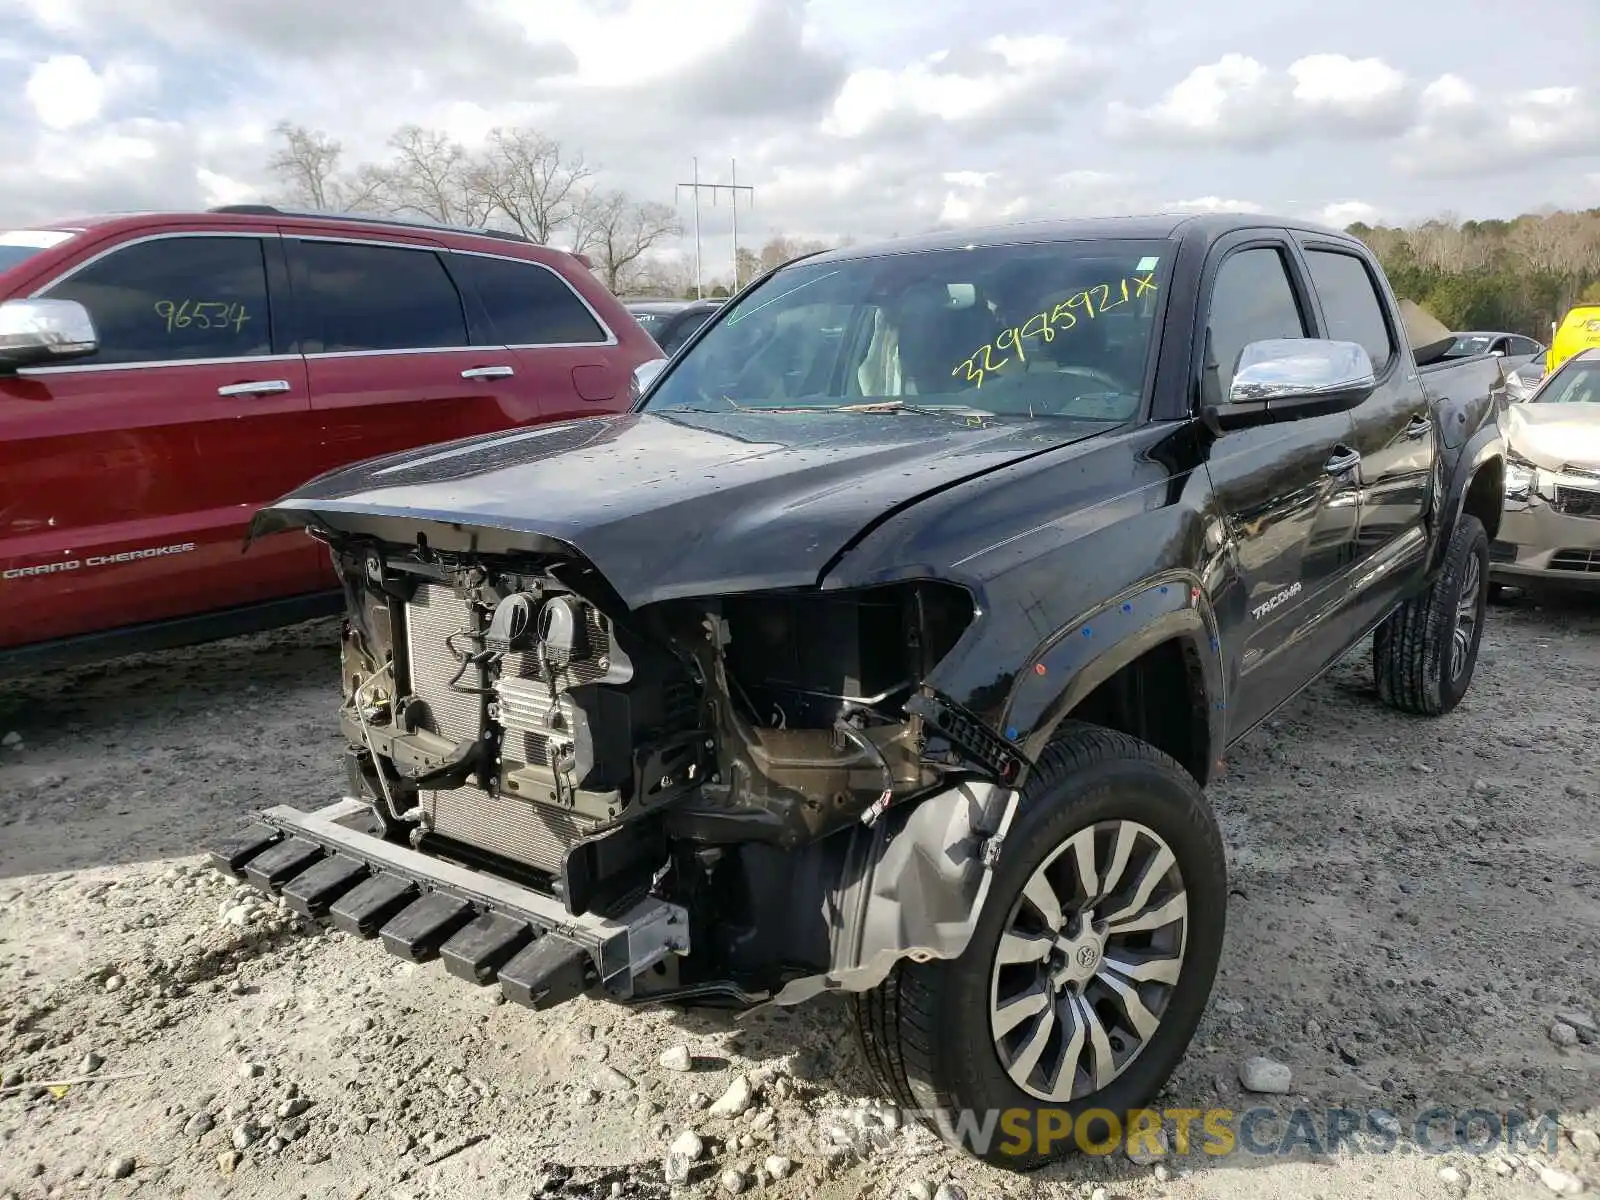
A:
[1548,304,1600,373]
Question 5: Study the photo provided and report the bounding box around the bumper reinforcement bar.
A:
[210,798,690,1009]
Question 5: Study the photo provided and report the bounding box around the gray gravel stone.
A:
[184,1112,215,1138]
[659,1045,693,1073]
[1239,1055,1293,1094]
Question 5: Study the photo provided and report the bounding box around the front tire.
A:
[1373,513,1488,716]
[851,722,1227,1170]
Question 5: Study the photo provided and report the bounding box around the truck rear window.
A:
[0,229,77,274]
[643,238,1174,423]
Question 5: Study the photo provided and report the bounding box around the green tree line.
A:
[1348,208,1600,339]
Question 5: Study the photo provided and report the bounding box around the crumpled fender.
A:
[758,780,1019,1009]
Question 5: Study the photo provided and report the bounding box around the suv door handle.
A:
[461,365,515,380]
[1324,446,1362,475]
[217,379,292,398]
[1404,414,1432,438]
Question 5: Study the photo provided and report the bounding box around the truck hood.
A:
[253,410,1117,608]
[1504,401,1600,470]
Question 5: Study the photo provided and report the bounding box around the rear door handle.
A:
[461,365,515,380]
[217,379,292,397]
[1404,414,1432,438]
[1324,446,1361,475]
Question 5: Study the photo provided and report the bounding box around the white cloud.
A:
[822,34,1099,138]
[1397,79,1600,175]
[1318,200,1381,228]
[26,55,107,129]
[1108,51,1415,147]
[1164,196,1266,214]
[23,53,157,131]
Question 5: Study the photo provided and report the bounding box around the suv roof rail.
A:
[205,204,533,245]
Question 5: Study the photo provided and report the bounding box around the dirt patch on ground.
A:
[2,596,1597,1200]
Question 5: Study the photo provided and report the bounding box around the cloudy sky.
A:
[2,0,1598,269]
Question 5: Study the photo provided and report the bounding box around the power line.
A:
[676,157,755,298]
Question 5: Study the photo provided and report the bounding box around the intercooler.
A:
[403,582,603,876]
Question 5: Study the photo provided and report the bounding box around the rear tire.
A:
[1373,514,1488,716]
[851,721,1227,1169]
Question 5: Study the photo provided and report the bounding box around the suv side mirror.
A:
[630,357,668,404]
[0,298,98,371]
[1202,338,1376,432]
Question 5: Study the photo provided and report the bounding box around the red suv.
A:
[0,206,662,676]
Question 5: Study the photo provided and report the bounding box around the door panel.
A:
[0,233,321,650]
[286,236,540,481]
[446,249,620,424]
[1302,245,1435,623]
[1198,241,1362,734]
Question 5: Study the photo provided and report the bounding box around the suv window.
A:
[452,253,607,346]
[289,240,467,353]
[1204,247,1307,404]
[659,309,715,355]
[41,235,271,366]
[1305,249,1395,372]
[1509,335,1542,357]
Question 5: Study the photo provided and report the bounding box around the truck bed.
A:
[1418,352,1505,451]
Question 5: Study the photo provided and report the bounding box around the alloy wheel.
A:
[988,820,1188,1102]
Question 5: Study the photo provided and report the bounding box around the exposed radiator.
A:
[422,786,597,875]
[404,581,607,875]
[404,583,482,742]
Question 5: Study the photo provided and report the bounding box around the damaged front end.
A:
[215,532,1026,1012]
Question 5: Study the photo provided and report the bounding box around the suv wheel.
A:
[1373,513,1488,716]
[851,722,1227,1169]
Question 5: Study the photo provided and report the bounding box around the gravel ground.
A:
[1,594,1597,1200]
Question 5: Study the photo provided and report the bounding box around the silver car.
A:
[1493,347,1600,592]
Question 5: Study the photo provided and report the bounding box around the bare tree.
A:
[473,128,596,244]
[587,191,684,292]
[265,121,386,212]
[370,126,493,228]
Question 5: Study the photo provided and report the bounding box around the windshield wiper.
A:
[836,400,993,417]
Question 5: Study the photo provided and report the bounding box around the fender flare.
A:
[999,571,1227,772]
[1431,424,1504,573]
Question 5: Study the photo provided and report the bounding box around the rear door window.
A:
[287,239,467,353]
[40,235,271,365]
[1304,248,1395,372]
[450,252,608,346]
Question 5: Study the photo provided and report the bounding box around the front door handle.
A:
[218,379,292,398]
[1324,446,1362,475]
[1404,414,1433,439]
[461,365,515,380]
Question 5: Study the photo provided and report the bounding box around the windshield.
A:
[0,229,77,274]
[641,238,1174,422]
[1537,358,1600,404]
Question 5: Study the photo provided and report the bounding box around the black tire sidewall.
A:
[915,743,1227,1160]
[1438,516,1489,711]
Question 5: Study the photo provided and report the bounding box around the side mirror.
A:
[1490,349,1506,358]
[630,357,668,404]
[0,298,98,371]
[1202,338,1376,432]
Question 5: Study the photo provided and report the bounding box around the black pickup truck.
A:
[214,214,1506,1167]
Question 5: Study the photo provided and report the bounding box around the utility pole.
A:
[676,157,754,298]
